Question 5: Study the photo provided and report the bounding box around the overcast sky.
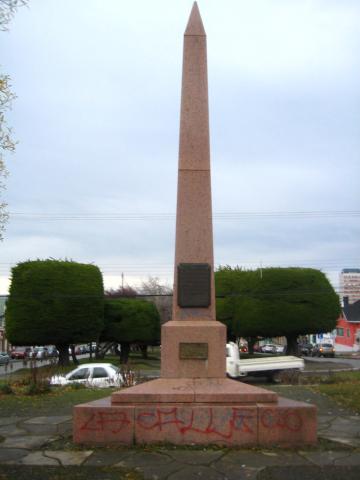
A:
[0,0,359,294]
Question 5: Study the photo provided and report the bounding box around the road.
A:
[0,354,92,377]
[305,356,360,369]
[0,358,56,377]
[2,355,360,379]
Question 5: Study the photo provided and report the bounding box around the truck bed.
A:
[235,355,304,374]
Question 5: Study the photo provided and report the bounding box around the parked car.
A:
[50,363,124,388]
[298,343,313,356]
[239,343,248,353]
[274,345,286,354]
[47,346,59,358]
[311,343,335,358]
[10,346,32,359]
[30,347,48,359]
[261,344,277,354]
[0,352,10,365]
[75,345,88,355]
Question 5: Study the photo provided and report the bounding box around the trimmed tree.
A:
[216,266,341,354]
[6,259,104,365]
[101,298,160,363]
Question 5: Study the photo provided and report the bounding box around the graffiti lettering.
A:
[80,411,130,434]
[260,409,302,432]
[136,407,255,439]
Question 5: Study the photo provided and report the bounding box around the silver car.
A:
[312,343,335,358]
[0,352,10,365]
[50,363,124,388]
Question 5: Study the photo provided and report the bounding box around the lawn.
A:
[0,386,115,417]
[0,350,161,417]
[2,354,359,417]
[310,371,360,414]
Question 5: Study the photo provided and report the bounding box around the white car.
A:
[50,363,124,388]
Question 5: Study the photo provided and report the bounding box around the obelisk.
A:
[160,2,227,378]
[73,3,317,447]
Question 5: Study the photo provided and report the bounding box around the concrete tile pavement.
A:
[0,413,359,478]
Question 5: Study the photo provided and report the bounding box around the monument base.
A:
[73,378,317,446]
[160,320,227,378]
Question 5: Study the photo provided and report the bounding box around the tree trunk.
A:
[246,337,256,355]
[56,344,70,366]
[96,342,116,359]
[70,344,79,365]
[120,342,130,364]
[285,334,299,355]
[140,344,148,359]
[114,343,121,360]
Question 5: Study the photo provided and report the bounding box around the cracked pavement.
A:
[0,385,359,479]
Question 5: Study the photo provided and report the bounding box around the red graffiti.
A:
[80,411,130,434]
[260,409,302,432]
[136,407,255,439]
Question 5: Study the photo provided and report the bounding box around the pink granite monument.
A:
[73,2,317,446]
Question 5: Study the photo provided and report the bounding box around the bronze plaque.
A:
[177,263,211,308]
[179,342,208,360]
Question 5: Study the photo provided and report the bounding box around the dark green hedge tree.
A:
[101,298,160,363]
[215,266,341,354]
[6,260,104,365]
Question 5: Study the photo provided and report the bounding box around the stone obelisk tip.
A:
[184,2,206,36]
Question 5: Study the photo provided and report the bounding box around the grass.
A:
[0,350,161,417]
[0,385,115,417]
[311,371,360,414]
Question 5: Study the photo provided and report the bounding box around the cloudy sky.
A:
[0,0,359,294]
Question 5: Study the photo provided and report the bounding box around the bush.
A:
[68,382,86,390]
[0,383,13,395]
[6,259,104,365]
[22,381,50,395]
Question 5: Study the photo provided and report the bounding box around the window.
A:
[92,367,108,379]
[347,329,350,337]
[337,328,344,337]
[68,368,90,380]
[109,365,120,374]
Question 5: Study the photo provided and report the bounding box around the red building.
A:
[335,298,360,352]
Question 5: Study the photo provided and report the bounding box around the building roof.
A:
[342,268,360,274]
[343,299,360,323]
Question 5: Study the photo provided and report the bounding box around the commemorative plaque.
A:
[177,263,211,308]
[179,342,208,360]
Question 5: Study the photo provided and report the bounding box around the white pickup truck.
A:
[226,342,304,383]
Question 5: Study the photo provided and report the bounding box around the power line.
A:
[0,289,359,300]
[8,210,360,221]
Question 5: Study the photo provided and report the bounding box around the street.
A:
[306,356,360,369]
[0,353,91,377]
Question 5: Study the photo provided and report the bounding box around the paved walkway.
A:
[0,409,360,479]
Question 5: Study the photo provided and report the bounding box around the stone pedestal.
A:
[160,321,226,378]
[74,384,317,446]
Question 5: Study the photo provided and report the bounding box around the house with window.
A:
[335,297,360,352]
